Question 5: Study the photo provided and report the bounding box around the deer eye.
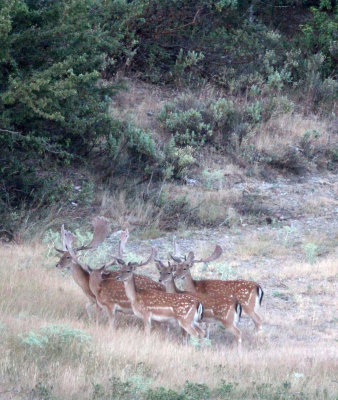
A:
[168,272,171,275]
[66,256,71,259]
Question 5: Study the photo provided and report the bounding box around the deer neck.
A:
[71,261,89,279]
[164,276,180,294]
[70,261,95,300]
[122,274,137,303]
[181,270,197,293]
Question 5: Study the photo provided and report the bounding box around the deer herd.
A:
[55,217,264,348]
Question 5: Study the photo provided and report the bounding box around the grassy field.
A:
[0,229,337,400]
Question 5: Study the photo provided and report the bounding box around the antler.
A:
[193,245,223,263]
[169,236,184,262]
[103,229,130,269]
[173,235,181,257]
[118,228,129,258]
[75,216,111,251]
[170,245,222,265]
[55,224,73,253]
[136,247,156,267]
[63,230,92,273]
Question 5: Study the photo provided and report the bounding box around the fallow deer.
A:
[59,225,165,327]
[156,260,242,345]
[114,253,205,339]
[89,250,166,327]
[55,217,111,318]
[172,243,264,331]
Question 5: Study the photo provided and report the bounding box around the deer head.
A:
[155,260,176,284]
[114,248,156,281]
[172,245,223,280]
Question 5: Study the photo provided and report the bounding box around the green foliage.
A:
[201,168,224,190]
[161,107,212,148]
[0,0,160,231]
[301,6,338,75]
[159,94,248,153]
[20,324,91,363]
[33,381,56,400]
[303,242,319,264]
[1,0,337,234]
[161,138,197,179]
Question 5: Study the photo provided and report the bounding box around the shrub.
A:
[162,108,212,148]
[303,243,319,264]
[301,5,338,76]
[20,324,91,363]
[159,94,249,152]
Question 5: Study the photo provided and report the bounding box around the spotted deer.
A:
[58,225,165,327]
[90,250,165,327]
[156,260,242,345]
[114,254,205,339]
[171,243,264,331]
[55,217,111,318]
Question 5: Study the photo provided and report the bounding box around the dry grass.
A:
[232,231,290,260]
[252,113,332,152]
[109,79,171,137]
[0,241,337,399]
[98,190,160,229]
[273,252,338,280]
[161,184,243,227]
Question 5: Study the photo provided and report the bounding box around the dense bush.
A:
[0,0,336,233]
[0,0,158,230]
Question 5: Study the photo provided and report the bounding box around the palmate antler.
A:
[101,229,131,270]
[193,245,223,263]
[169,239,223,266]
[75,216,111,251]
[63,230,93,273]
[55,224,75,253]
[114,247,156,269]
[55,217,111,253]
[102,247,155,280]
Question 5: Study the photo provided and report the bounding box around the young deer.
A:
[115,253,205,339]
[55,217,111,318]
[156,260,242,345]
[172,243,264,331]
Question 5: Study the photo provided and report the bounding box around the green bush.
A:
[159,94,249,151]
[301,5,338,76]
[20,324,91,362]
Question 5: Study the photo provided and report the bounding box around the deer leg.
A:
[205,323,210,339]
[249,311,262,331]
[221,320,242,348]
[243,294,263,331]
[144,317,152,335]
[180,327,188,344]
[85,301,94,320]
[95,303,103,327]
[104,304,117,328]
[179,321,200,339]
[193,323,205,339]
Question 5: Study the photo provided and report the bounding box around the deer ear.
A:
[186,251,195,265]
[101,271,111,279]
[116,258,125,265]
[155,262,162,272]
[55,247,65,254]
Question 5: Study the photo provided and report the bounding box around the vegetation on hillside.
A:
[0,0,337,236]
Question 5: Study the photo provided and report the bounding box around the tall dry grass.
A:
[0,243,337,399]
